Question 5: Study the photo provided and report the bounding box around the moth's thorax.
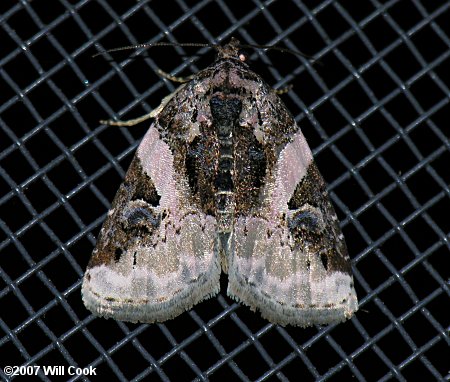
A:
[194,58,262,93]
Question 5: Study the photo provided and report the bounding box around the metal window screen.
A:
[0,0,448,381]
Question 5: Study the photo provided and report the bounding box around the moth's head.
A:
[216,37,249,64]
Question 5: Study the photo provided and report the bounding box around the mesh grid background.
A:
[0,0,449,381]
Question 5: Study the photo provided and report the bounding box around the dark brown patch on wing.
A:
[185,133,218,215]
[88,156,162,268]
[233,109,267,216]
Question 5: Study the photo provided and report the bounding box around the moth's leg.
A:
[156,68,196,83]
[100,112,155,127]
[274,84,293,95]
[100,83,188,126]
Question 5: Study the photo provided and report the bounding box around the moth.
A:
[82,38,358,327]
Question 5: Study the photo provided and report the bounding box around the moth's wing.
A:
[82,126,220,323]
[228,128,358,327]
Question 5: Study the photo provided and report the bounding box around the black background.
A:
[0,0,449,381]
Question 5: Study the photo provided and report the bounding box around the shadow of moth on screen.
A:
[82,38,358,327]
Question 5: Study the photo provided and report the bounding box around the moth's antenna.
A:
[92,42,216,58]
[239,43,314,61]
[93,40,312,59]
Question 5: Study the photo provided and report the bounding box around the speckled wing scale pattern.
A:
[82,38,358,327]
